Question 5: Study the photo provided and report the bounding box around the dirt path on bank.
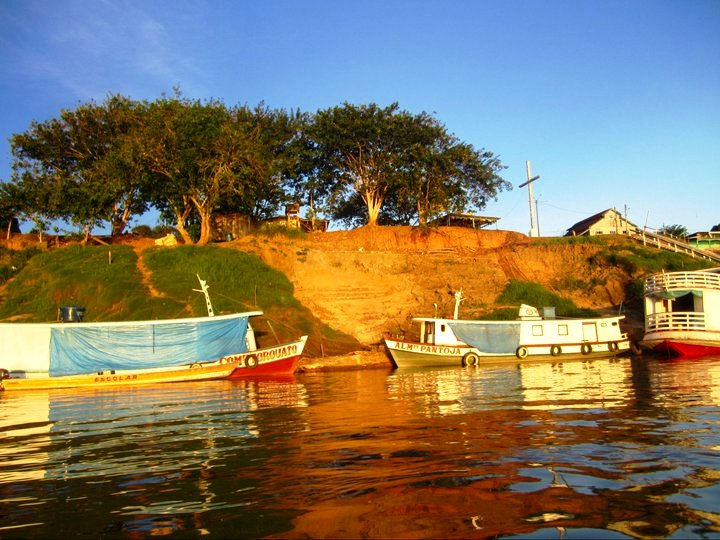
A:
[133,245,165,298]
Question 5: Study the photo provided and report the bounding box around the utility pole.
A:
[519,160,540,237]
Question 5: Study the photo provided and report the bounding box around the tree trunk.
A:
[417,200,427,225]
[170,197,193,244]
[197,207,213,245]
[111,220,125,237]
[174,208,193,245]
[111,204,132,236]
[364,190,383,226]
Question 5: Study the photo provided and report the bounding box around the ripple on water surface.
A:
[1,356,719,537]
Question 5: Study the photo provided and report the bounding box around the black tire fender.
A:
[462,352,479,367]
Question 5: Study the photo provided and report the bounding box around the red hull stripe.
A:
[653,340,720,359]
[226,354,300,378]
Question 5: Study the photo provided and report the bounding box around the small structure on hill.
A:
[212,204,329,241]
[429,213,499,229]
[212,213,254,241]
[263,204,329,233]
[686,231,720,250]
[565,208,639,237]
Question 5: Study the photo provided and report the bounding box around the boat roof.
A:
[0,311,264,328]
[412,315,623,324]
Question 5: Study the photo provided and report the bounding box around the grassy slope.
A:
[0,243,359,356]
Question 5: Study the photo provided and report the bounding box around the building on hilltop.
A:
[428,213,499,229]
[262,203,330,233]
[212,204,329,241]
[686,231,720,251]
[565,208,639,237]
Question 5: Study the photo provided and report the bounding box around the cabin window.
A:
[440,324,446,332]
[558,324,569,336]
[612,321,618,326]
[532,325,543,336]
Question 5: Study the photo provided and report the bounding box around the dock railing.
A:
[623,228,720,264]
[646,312,706,332]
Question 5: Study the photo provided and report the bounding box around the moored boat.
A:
[0,312,308,391]
[0,276,308,391]
[640,267,720,358]
[385,294,630,368]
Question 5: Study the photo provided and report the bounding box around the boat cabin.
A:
[643,268,720,334]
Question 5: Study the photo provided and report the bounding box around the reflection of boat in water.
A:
[386,292,630,368]
[0,277,306,391]
[641,268,720,358]
[387,356,633,415]
[0,378,309,485]
[518,357,632,410]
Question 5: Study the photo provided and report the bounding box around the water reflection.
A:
[1,358,719,538]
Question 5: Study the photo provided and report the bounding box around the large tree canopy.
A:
[10,95,147,238]
[296,102,508,227]
[6,96,508,240]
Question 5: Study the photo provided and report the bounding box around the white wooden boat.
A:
[385,294,630,368]
[0,312,308,391]
[0,277,308,391]
[640,267,720,357]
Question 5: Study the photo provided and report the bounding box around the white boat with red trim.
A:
[640,267,720,358]
[0,276,307,391]
[385,293,630,368]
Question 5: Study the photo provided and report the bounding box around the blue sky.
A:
[1,0,718,236]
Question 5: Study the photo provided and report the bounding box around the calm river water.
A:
[2,355,720,538]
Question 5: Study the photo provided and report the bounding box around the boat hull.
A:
[224,337,308,378]
[385,338,631,368]
[0,362,237,391]
[644,339,720,358]
[641,329,720,359]
[1,336,309,391]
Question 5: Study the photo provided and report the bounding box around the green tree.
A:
[214,105,302,222]
[659,224,688,239]
[10,95,147,238]
[138,98,300,245]
[0,182,21,239]
[302,103,508,227]
[305,103,414,226]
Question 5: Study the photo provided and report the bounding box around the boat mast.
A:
[453,290,465,319]
[193,274,215,317]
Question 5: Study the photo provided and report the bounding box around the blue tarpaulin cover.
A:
[49,316,249,376]
[448,322,522,354]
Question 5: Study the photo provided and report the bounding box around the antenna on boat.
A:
[453,289,465,319]
[193,274,215,317]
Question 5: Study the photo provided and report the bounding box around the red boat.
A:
[641,268,720,358]
[220,336,308,378]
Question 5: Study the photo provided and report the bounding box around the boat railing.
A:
[645,271,720,294]
[645,311,706,332]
